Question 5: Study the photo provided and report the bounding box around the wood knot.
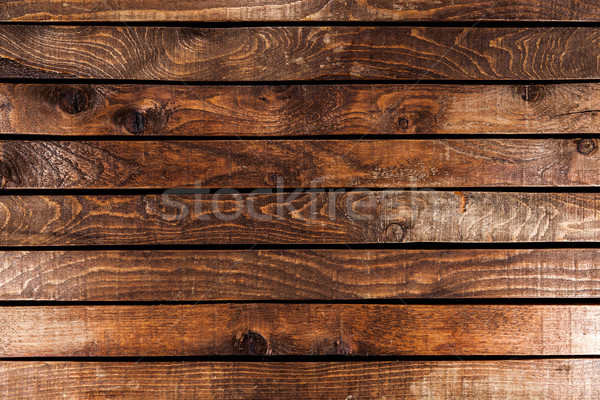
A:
[577,138,596,155]
[58,87,90,114]
[0,152,25,188]
[517,84,544,103]
[123,110,145,135]
[234,330,269,355]
[114,109,146,135]
[113,107,171,136]
[397,117,409,130]
[385,223,406,242]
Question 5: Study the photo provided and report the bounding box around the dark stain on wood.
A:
[234,331,270,356]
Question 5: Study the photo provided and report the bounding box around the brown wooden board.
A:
[3,83,600,137]
[3,249,600,301]
[1,192,600,245]
[1,304,600,356]
[1,360,598,399]
[1,27,599,81]
[2,139,600,189]
[3,0,600,22]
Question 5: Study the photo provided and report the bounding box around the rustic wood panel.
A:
[4,83,600,136]
[1,304,599,356]
[2,139,599,189]
[3,249,600,301]
[0,83,600,136]
[1,26,599,81]
[3,192,600,245]
[3,0,600,22]
[1,360,598,399]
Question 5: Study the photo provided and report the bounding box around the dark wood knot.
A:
[234,330,269,355]
[123,110,145,135]
[577,138,596,155]
[385,223,406,242]
[517,84,544,103]
[114,109,146,135]
[58,87,90,114]
[397,117,409,130]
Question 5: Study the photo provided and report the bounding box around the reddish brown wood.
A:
[1,360,597,399]
[3,83,600,136]
[1,304,599,357]
[1,139,599,189]
[1,27,599,80]
[3,0,600,22]
[2,249,600,301]
[1,192,599,245]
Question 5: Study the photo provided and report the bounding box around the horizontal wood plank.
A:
[1,360,597,399]
[2,139,599,189]
[3,0,600,22]
[0,26,599,81]
[4,83,600,136]
[1,304,599,356]
[2,192,600,245]
[3,249,600,301]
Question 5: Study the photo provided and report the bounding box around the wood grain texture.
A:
[1,304,600,356]
[4,249,600,301]
[2,139,599,189]
[4,83,600,136]
[3,192,600,245]
[3,0,600,22]
[1,360,598,399]
[0,26,599,81]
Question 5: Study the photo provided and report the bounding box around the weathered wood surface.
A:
[5,249,600,301]
[1,304,600,356]
[4,83,600,136]
[2,139,599,189]
[1,360,598,399]
[3,0,600,22]
[2,192,600,245]
[1,26,599,81]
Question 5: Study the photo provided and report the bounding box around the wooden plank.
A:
[4,83,600,136]
[2,192,600,245]
[1,360,598,399]
[0,26,599,81]
[4,249,600,301]
[1,304,599,356]
[2,139,600,189]
[3,0,600,22]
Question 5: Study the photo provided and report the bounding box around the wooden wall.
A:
[1,0,600,398]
